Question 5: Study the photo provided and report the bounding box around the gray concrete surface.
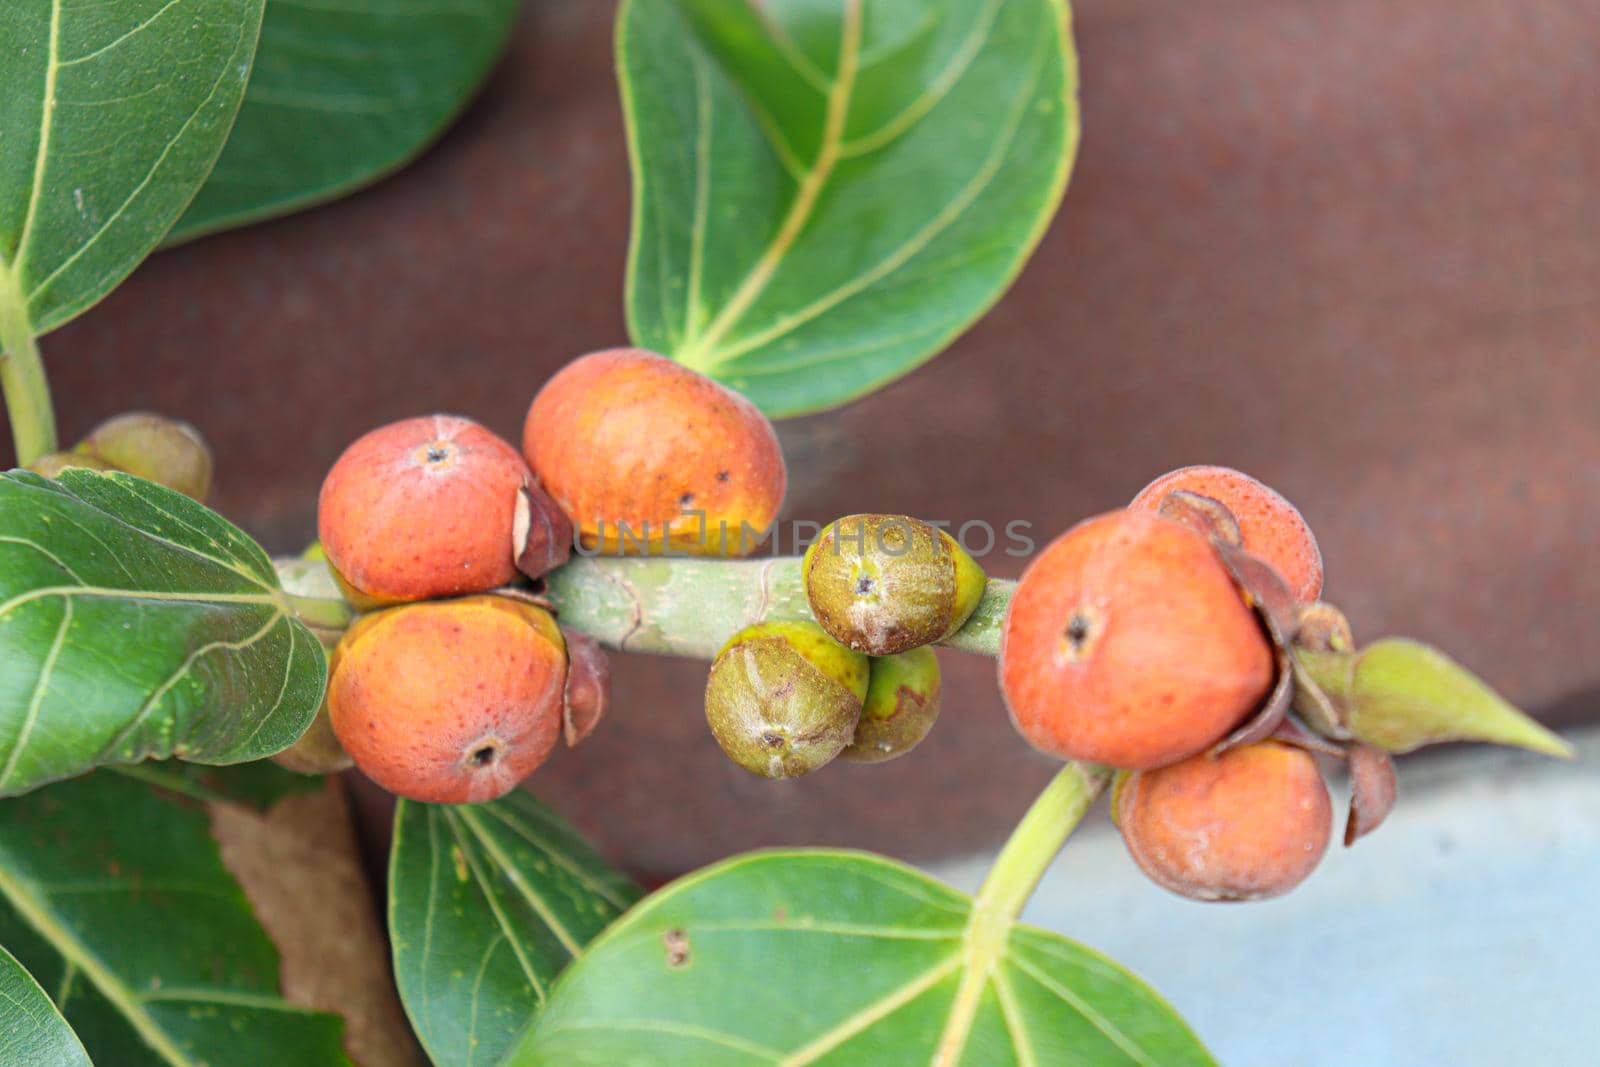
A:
[935,728,1600,1066]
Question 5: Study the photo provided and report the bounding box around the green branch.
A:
[0,267,57,466]
[541,555,1015,659]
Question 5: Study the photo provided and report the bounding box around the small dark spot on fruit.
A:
[679,492,695,508]
[761,731,784,748]
[471,745,497,766]
[425,445,450,464]
[716,470,731,482]
[855,577,874,595]
[1065,613,1091,648]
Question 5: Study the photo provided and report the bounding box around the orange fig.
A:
[523,348,785,556]
[1000,509,1273,769]
[1131,465,1323,601]
[327,596,566,804]
[1116,741,1333,901]
[318,415,530,602]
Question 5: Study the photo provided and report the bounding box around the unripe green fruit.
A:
[802,514,986,656]
[28,451,114,478]
[841,647,942,763]
[705,621,869,779]
[79,412,214,500]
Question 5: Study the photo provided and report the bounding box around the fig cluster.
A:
[312,348,787,803]
[1000,466,1361,903]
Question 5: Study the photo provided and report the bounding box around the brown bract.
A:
[999,509,1274,769]
[327,596,566,804]
[318,415,529,601]
[1131,465,1324,602]
[1116,741,1333,902]
[523,348,786,556]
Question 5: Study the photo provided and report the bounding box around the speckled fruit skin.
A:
[1131,465,1324,602]
[318,415,530,602]
[523,348,786,556]
[999,509,1274,769]
[328,596,566,804]
[1116,741,1333,901]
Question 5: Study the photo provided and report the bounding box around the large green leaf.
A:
[509,850,1213,1066]
[618,0,1077,416]
[0,469,325,796]
[0,770,350,1065]
[390,791,640,1067]
[113,758,325,812]
[169,0,523,243]
[0,942,91,1067]
[0,0,265,334]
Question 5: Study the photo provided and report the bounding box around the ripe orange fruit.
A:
[318,415,530,602]
[1116,741,1333,901]
[1000,509,1273,769]
[328,596,565,803]
[523,348,785,555]
[1131,465,1323,601]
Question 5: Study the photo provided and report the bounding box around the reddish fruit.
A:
[1000,509,1274,769]
[318,415,530,602]
[523,348,785,556]
[1131,465,1324,601]
[1116,741,1333,901]
[328,596,565,803]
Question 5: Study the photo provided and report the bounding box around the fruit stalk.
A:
[541,556,1015,659]
[0,274,57,466]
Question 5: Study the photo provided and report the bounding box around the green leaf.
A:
[113,758,325,813]
[0,942,91,1067]
[508,850,1212,1066]
[1303,639,1574,759]
[0,0,265,334]
[389,791,641,1067]
[169,0,523,243]
[0,770,350,1065]
[0,470,326,797]
[618,0,1078,416]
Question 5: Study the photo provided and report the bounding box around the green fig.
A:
[80,412,213,500]
[841,647,942,763]
[802,514,985,655]
[705,621,868,779]
[27,451,114,477]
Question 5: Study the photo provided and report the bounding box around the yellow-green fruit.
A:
[841,647,942,763]
[802,515,986,656]
[705,621,869,779]
[27,451,114,477]
[80,412,213,500]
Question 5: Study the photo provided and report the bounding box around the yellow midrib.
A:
[5,0,61,280]
[676,0,864,369]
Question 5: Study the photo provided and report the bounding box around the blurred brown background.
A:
[9,0,1598,877]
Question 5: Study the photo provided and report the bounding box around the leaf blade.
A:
[168,0,522,242]
[508,849,1210,1067]
[0,942,92,1067]
[389,791,640,1067]
[0,470,325,796]
[0,0,266,333]
[619,0,1078,416]
[0,770,350,1065]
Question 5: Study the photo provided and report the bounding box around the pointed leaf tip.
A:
[1347,639,1573,759]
